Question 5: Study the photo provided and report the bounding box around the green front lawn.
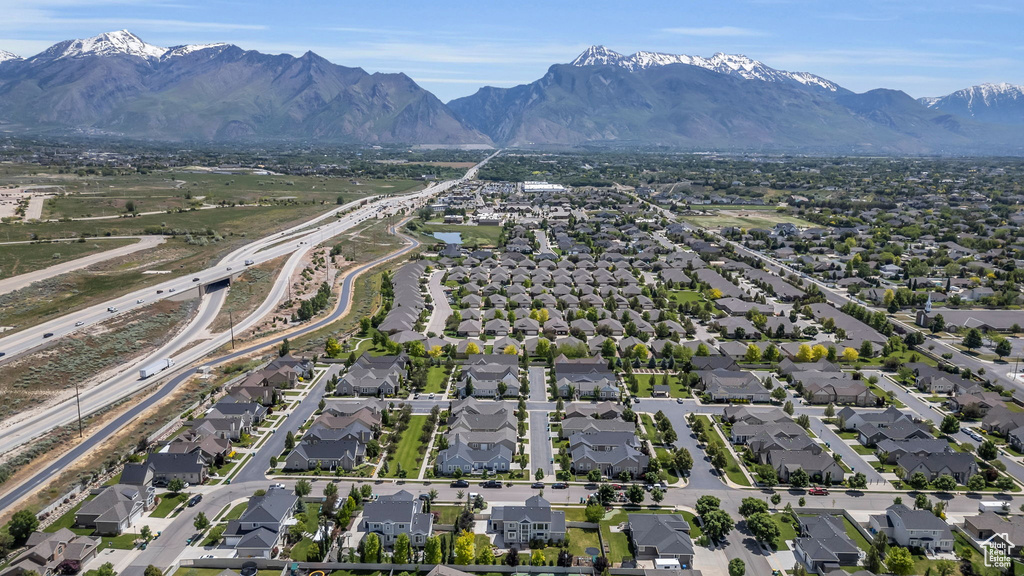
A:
[634,374,689,398]
[384,415,430,477]
[852,444,875,455]
[151,493,188,518]
[425,366,449,393]
[434,505,466,525]
[768,513,799,551]
[223,502,248,521]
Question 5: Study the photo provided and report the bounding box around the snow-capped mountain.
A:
[570,45,842,93]
[921,83,1024,125]
[35,30,229,62]
[0,50,21,63]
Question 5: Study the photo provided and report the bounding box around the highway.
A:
[0,153,498,459]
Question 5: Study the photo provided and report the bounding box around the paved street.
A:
[809,417,886,484]
[424,269,452,337]
[528,366,548,402]
[529,410,554,477]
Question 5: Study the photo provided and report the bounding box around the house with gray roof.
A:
[570,431,649,479]
[627,514,694,566]
[75,484,154,535]
[489,495,566,545]
[560,417,635,438]
[794,515,862,575]
[768,450,845,484]
[874,438,953,464]
[360,490,433,547]
[869,504,953,552]
[284,438,366,471]
[696,369,770,403]
[895,452,978,484]
[223,485,298,558]
[0,529,99,576]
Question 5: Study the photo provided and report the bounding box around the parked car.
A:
[450,479,469,488]
[481,480,501,488]
[808,488,829,496]
[552,482,568,489]
[531,482,544,489]
[188,494,203,507]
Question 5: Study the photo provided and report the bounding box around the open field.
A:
[0,238,136,280]
[680,209,815,230]
[0,298,197,423]
[5,169,422,220]
[410,222,503,247]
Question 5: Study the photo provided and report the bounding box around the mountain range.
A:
[1,32,1023,153]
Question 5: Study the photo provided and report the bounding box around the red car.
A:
[808,488,829,496]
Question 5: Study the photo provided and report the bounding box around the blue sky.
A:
[1,0,1021,102]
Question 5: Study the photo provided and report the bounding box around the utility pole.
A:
[229,310,236,349]
[74,379,83,437]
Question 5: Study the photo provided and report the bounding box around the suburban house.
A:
[489,496,566,545]
[794,515,863,575]
[874,439,953,464]
[564,402,623,420]
[569,431,649,479]
[857,420,932,447]
[869,504,954,552]
[627,514,694,567]
[0,529,100,576]
[963,512,1024,557]
[360,490,434,547]
[223,486,298,558]
[768,450,845,484]
[695,369,770,403]
[895,453,979,484]
[144,452,209,486]
[554,355,618,399]
[74,484,154,536]
[836,406,912,432]
[982,406,1024,436]
[284,438,366,472]
[560,417,635,437]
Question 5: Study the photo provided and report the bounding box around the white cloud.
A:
[662,26,766,37]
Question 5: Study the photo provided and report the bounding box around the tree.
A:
[702,509,735,542]
[783,400,794,415]
[728,558,745,576]
[847,472,867,489]
[651,488,664,505]
[930,314,946,334]
[967,473,987,492]
[744,343,762,363]
[795,344,813,362]
[940,414,960,435]
[864,547,882,573]
[167,478,185,494]
[477,544,496,565]
[285,430,296,451]
[739,497,769,518]
[885,546,915,576]
[193,511,210,532]
[933,474,957,492]
[362,532,381,563]
[598,484,616,506]
[465,342,481,355]
[454,530,475,565]
[979,439,999,460]
[996,338,1013,360]
[325,337,342,357]
[393,533,411,564]
[996,476,1016,492]
[674,448,693,474]
[746,512,781,546]
[841,347,859,362]
[696,495,720,518]
[295,479,312,497]
[9,509,38,545]
[536,468,545,481]
[425,535,442,563]
[963,328,984,352]
[908,472,929,490]
[530,549,544,566]
[626,484,645,505]
[764,344,781,362]
[144,566,162,576]
[585,503,605,523]
[811,344,828,361]
[140,525,153,542]
[588,469,601,482]
[279,338,290,357]
[772,387,787,402]
[858,340,874,359]
[789,468,809,488]
[505,547,520,567]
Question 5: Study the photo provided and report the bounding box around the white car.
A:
[75,321,84,327]
[136,299,144,304]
